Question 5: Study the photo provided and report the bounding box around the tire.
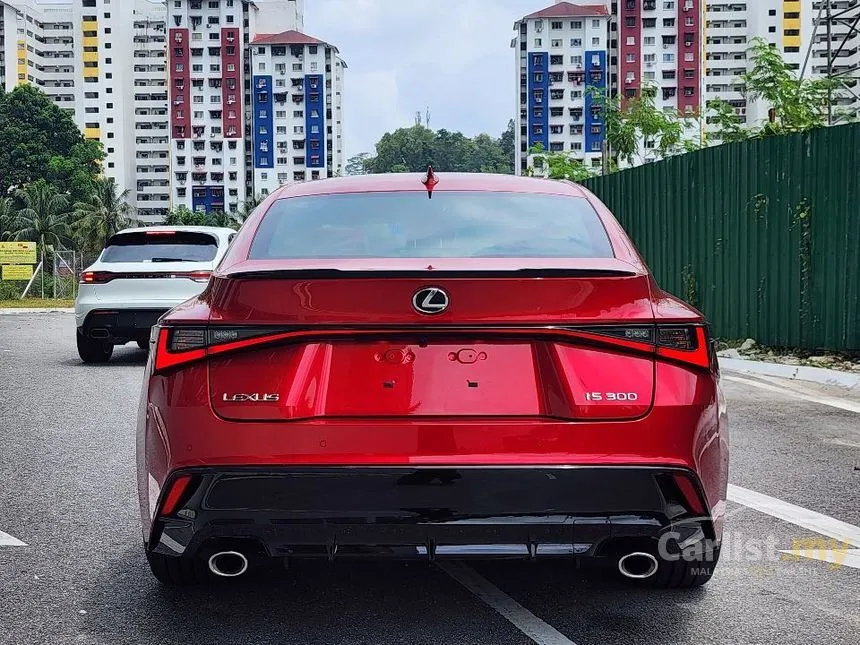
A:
[644,545,721,589]
[76,332,113,364]
[137,340,149,351]
[145,551,208,586]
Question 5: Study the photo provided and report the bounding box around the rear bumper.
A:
[78,308,169,342]
[148,466,716,561]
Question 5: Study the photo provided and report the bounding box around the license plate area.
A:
[323,341,542,416]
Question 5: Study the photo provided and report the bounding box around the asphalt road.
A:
[1,312,859,645]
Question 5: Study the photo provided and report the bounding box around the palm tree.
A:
[11,180,73,297]
[205,209,241,230]
[0,197,14,241]
[73,176,136,254]
[237,194,264,223]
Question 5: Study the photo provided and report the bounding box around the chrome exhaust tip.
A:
[617,552,659,579]
[89,328,110,339]
[208,551,249,578]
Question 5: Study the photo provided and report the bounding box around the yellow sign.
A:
[0,242,37,264]
[1,264,34,281]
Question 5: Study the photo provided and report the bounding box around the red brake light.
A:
[159,474,192,517]
[154,327,206,372]
[656,326,712,369]
[80,271,113,284]
[672,473,706,516]
[186,270,212,283]
[145,230,176,236]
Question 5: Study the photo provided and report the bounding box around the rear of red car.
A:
[136,173,728,587]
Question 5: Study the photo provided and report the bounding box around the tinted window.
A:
[249,192,614,259]
[101,231,218,263]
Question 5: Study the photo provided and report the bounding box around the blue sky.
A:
[304,1,559,159]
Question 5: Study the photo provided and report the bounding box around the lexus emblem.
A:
[412,287,449,315]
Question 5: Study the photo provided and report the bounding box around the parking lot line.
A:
[0,529,26,547]
[437,561,577,645]
[728,484,860,548]
[722,375,860,414]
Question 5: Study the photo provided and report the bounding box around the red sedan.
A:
[137,171,728,588]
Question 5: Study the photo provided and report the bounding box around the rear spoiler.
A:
[220,268,640,280]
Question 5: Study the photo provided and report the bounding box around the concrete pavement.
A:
[1,312,858,645]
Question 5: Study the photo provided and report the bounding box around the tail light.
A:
[153,325,298,373]
[656,325,713,370]
[571,324,715,371]
[80,270,211,284]
[80,271,114,284]
[153,323,717,374]
[158,474,193,517]
[187,270,212,283]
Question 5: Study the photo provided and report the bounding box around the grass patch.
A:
[0,299,74,309]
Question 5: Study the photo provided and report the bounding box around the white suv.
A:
[75,226,235,363]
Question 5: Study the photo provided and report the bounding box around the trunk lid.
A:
[206,259,656,422]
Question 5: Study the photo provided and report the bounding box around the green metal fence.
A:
[582,123,860,351]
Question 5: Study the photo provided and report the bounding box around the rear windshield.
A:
[249,191,614,259]
[101,231,219,263]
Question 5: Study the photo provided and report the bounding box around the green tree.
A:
[469,133,512,174]
[364,125,437,173]
[591,85,696,168]
[48,139,106,204]
[237,194,264,222]
[10,180,72,297]
[345,152,372,175]
[72,177,136,255]
[527,144,595,182]
[0,197,15,241]
[706,99,750,144]
[163,205,199,226]
[364,124,513,174]
[499,119,516,174]
[0,85,102,197]
[205,210,241,229]
[743,37,835,136]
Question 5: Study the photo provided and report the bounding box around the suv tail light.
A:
[80,271,114,284]
[80,270,211,284]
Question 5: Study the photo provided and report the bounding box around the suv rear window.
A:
[249,192,614,259]
[101,231,219,263]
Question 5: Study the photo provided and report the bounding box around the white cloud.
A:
[306,0,554,158]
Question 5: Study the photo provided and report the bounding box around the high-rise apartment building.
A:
[0,0,168,222]
[132,0,170,222]
[705,1,860,136]
[512,3,612,175]
[2,0,342,222]
[249,30,346,195]
[611,0,703,115]
[166,0,314,214]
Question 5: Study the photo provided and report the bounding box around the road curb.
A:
[720,357,860,391]
[0,308,74,315]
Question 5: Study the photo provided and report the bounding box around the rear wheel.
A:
[145,551,208,586]
[76,332,113,364]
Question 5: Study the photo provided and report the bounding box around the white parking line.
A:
[728,484,860,548]
[438,561,577,645]
[722,375,860,414]
[0,529,26,547]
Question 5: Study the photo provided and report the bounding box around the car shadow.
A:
[78,548,700,645]
[60,346,149,368]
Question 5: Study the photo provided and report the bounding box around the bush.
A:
[0,281,24,300]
